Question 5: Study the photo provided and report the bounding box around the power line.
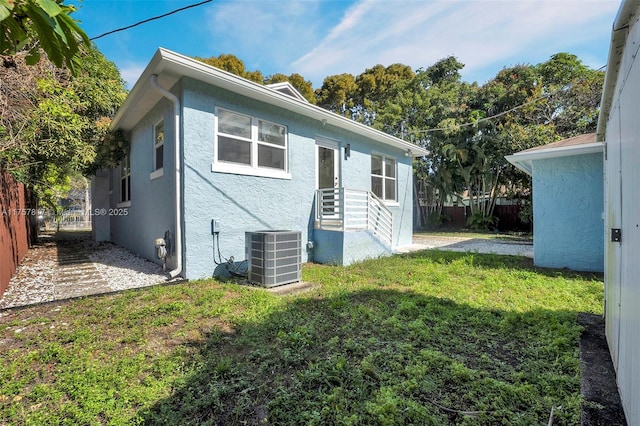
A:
[90,0,213,41]
[414,95,546,134]
[87,0,607,136]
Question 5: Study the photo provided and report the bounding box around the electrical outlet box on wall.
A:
[211,219,222,235]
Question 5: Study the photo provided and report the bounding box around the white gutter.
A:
[505,142,603,176]
[150,74,183,279]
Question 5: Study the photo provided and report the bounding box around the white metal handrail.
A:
[316,188,393,246]
[367,191,393,246]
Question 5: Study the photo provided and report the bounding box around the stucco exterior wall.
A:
[313,229,391,266]
[180,78,413,278]
[102,76,415,280]
[109,97,177,270]
[531,152,603,272]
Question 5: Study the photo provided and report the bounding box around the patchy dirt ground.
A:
[578,313,627,425]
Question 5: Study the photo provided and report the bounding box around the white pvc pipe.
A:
[150,74,183,279]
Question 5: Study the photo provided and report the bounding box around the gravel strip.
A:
[0,251,57,309]
[87,245,168,292]
[0,233,170,310]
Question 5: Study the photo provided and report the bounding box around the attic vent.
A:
[265,82,308,102]
[245,230,302,287]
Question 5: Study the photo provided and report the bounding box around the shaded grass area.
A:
[0,251,603,425]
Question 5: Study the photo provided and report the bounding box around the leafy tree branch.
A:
[0,0,90,75]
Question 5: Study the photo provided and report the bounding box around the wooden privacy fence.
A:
[494,205,529,231]
[430,205,529,231]
[0,170,36,297]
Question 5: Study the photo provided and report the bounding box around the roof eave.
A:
[505,142,603,176]
[504,156,533,176]
[111,48,429,158]
[597,0,640,141]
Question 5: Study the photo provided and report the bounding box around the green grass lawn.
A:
[0,250,602,425]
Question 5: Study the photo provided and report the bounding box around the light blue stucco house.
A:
[92,48,427,281]
[506,133,604,272]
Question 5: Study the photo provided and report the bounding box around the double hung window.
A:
[371,154,396,202]
[151,120,164,179]
[154,120,164,171]
[120,154,131,205]
[214,108,289,178]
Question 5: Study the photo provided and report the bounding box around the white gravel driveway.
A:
[397,234,534,258]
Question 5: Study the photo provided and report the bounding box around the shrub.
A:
[466,212,498,230]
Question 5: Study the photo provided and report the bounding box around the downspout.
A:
[150,74,183,279]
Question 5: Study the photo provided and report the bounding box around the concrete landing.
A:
[267,281,314,296]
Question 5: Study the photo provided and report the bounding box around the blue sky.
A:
[71,0,621,89]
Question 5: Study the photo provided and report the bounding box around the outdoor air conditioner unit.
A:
[245,230,302,288]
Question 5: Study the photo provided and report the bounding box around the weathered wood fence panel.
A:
[424,204,530,232]
[0,170,36,297]
[494,205,528,231]
[441,206,468,228]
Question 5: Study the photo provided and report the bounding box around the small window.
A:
[154,120,164,172]
[214,108,289,178]
[120,154,131,204]
[371,154,396,202]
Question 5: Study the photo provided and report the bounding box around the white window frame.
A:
[151,119,164,180]
[212,107,291,179]
[371,153,398,205]
[118,154,131,207]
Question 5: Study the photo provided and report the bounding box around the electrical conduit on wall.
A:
[150,74,183,278]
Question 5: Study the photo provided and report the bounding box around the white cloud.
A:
[292,0,620,85]
[118,63,146,90]
[203,1,327,75]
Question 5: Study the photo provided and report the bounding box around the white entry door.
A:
[316,141,340,217]
[317,145,339,189]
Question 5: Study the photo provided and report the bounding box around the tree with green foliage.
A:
[535,52,603,136]
[352,63,414,126]
[315,64,415,126]
[430,55,603,228]
[34,163,70,230]
[195,53,264,84]
[444,65,540,223]
[0,0,90,75]
[347,53,603,229]
[195,54,318,104]
[315,73,358,118]
[0,0,126,222]
[1,46,127,209]
[400,57,478,224]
